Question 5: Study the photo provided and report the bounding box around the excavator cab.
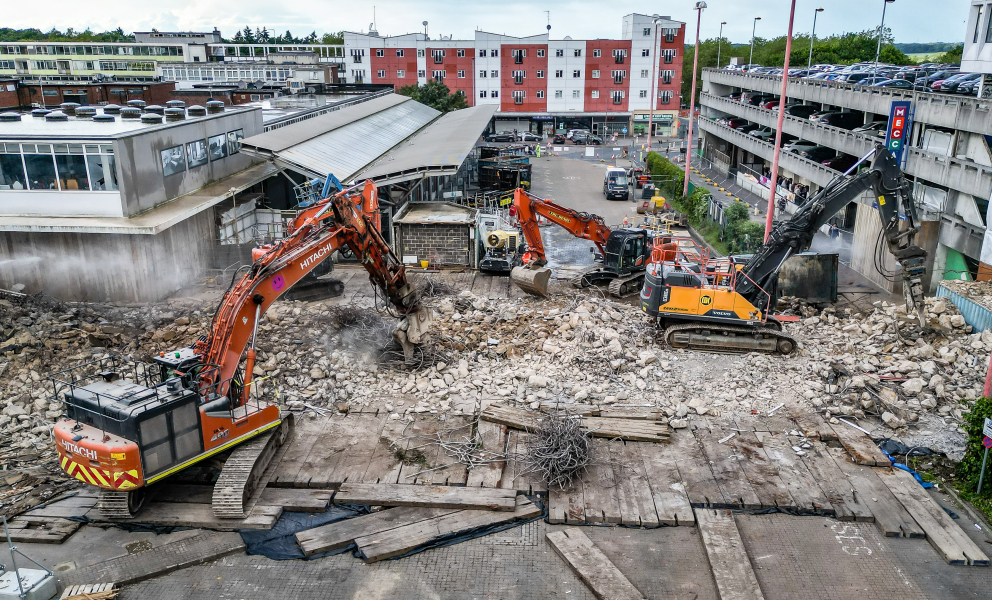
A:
[604,229,649,274]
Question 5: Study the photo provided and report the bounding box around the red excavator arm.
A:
[512,187,613,266]
[195,180,429,402]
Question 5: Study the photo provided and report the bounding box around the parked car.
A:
[931,72,972,92]
[809,110,836,122]
[565,128,591,139]
[956,79,981,95]
[822,154,858,172]
[486,132,515,142]
[724,118,749,129]
[737,123,760,134]
[784,104,819,118]
[852,120,888,138]
[941,73,981,93]
[798,146,836,162]
[817,112,864,130]
[922,70,959,88]
[784,140,817,153]
[760,99,782,109]
[744,94,777,106]
[871,78,920,90]
[572,133,603,145]
[516,132,541,142]
[552,133,567,143]
[727,92,743,102]
[749,126,775,141]
[840,72,875,84]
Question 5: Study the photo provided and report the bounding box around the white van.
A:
[603,167,629,201]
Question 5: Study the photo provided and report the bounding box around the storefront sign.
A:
[884,100,913,164]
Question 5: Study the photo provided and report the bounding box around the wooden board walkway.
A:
[828,447,924,538]
[546,528,646,600]
[99,502,282,531]
[6,515,82,543]
[696,509,766,600]
[296,506,459,556]
[831,420,891,466]
[481,404,670,443]
[333,482,518,511]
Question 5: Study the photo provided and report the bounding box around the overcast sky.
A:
[3,0,972,45]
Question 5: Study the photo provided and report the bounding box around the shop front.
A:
[632,112,676,136]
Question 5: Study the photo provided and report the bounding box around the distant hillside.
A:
[894,42,959,54]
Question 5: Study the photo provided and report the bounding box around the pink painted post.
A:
[682,6,704,198]
[764,0,798,242]
[984,354,992,398]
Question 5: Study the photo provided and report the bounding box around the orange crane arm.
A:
[196,181,418,401]
[512,188,613,266]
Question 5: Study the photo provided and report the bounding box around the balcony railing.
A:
[514,76,524,85]
[514,55,523,64]
[514,97,523,105]
[614,55,625,64]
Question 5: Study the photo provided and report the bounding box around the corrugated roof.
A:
[239,94,412,152]
[356,104,497,185]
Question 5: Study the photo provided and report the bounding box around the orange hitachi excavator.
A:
[509,188,677,298]
[49,180,432,519]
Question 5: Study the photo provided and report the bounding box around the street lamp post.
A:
[874,0,895,72]
[647,15,661,154]
[717,21,726,68]
[682,2,706,198]
[749,17,762,69]
[808,8,824,71]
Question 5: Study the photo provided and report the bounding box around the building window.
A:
[490,49,498,57]
[491,69,498,77]
[492,90,498,98]
[660,90,673,104]
[480,90,487,98]
[661,70,674,84]
[573,70,581,77]
[591,70,600,79]
[376,49,384,57]
[432,70,445,81]
[591,90,599,99]
[396,49,405,57]
[417,49,425,57]
[593,49,601,58]
[555,49,564,57]
[536,90,545,98]
[640,70,649,78]
[457,69,465,78]
[397,69,405,78]
[479,49,486,57]
[611,90,625,104]
[431,49,445,63]
[479,70,487,78]
[574,49,582,57]
[554,90,563,98]
[572,90,580,98]
[536,70,545,78]
[639,90,647,98]
[457,49,465,57]
[642,49,650,57]
[643,27,651,36]
[417,70,426,77]
[512,70,525,78]
[976,5,985,43]
[555,70,563,78]
[663,49,676,64]
[377,69,385,78]
[537,49,546,57]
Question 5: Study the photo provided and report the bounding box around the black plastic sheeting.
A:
[240,504,370,561]
[878,439,938,457]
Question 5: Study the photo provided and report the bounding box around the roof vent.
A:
[59,102,80,115]
[166,100,186,109]
[120,107,142,119]
[102,104,122,114]
[164,107,186,121]
[45,110,69,122]
[31,108,52,118]
[127,99,147,109]
[144,105,165,115]
[187,105,207,117]
[93,114,116,123]
[0,112,22,122]
[206,100,225,114]
[75,106,97,119]
[140,113,163,124]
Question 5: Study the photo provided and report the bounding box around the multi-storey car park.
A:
[698,65,992,296]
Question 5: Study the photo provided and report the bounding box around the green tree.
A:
[242,26,255,43]
[958,397,992,496]
[726,220,766,253]
[321,31,344,45]
[723,200,750,225]
[232,31,245,43]
[937,44,963,64]
[397,80,468,112]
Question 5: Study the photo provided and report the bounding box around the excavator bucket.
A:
[511,265,552,297]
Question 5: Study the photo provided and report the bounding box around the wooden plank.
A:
[639,438,694,526]
[613,442,660,527]
[877,468,991,566]
[498,431,548,495]
[6,516,81,543]
[761,435,833,515]
[798,440,872,522]
[323,414,390,486]
[424,415,471,486]
[548,483,586,525]
[102,502,282,531]
[482,405,541,431]
[730,433,795,509]
[545,528,645,600]
[582,439,623,524]
[355,495,541,563]
[828,447,924,538]
[361,418,412,485]
[668,427,730,508]
[696,509,766,600]
[694,426,762,510]
[295,506,459,556]
[465,420,508,488]
[792,412,837,441]
[24,495,98,519]
[830,421,890,466]
[333,482,517,511]
[269,415,331,487]
[259,488,332,513]
[397,418,447,485]
[471,273,495,296]
[481,405,669,442]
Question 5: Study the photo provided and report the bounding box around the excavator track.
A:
[662,322,797,355]
[607,273,645,298]
[569,265,604,289]
[98,489,147,520]
[212,416,293,519]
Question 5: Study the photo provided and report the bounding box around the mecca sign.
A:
[884,100,913,164]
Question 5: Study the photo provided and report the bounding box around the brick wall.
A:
[397,223,471,266]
